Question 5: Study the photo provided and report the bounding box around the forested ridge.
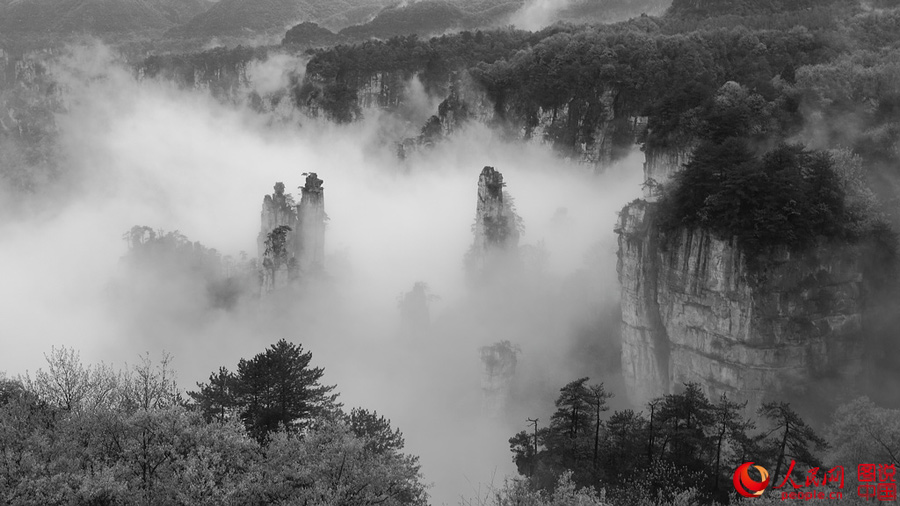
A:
[118,0,900,223]
[291,0,900,254]
[286,0,898,182]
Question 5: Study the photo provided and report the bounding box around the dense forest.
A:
[3,345,899,505]
[0,342,428,505]
[506,379,900,505]
[289,0,900,275]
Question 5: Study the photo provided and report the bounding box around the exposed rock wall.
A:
[297,172,326,273]
[355,71,406,110]
[425,83,642,170]
[525,89,618,167]
[474,166,518,250]
[399,75,643,171]
[616,201,670,403]
[480,341,519,418]
[642,144,695,199]
[463,166,525,285]
[398,282,431,336]
[257,174,326,294]
[616,196,867,409]
[258,182,300,293]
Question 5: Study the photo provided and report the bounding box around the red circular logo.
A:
[734,462,770,498]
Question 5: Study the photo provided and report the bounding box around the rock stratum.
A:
[615,151,869,409]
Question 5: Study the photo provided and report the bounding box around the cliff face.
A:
[616,155,866,408]
[421,82,644,171]
[137,56,253,98]
[258,174,326,294]
[301,69,414,120]
[0,50,63,195]
[473,166,519,252]
[480,341,519,418]
[642,144,694,199]
[525,89,619,167]
[355,71,407,110]
[258,182,300,293]
[464,166,523,283]
[297,172,326,273]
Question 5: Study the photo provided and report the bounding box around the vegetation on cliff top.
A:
[656,141,857,256]
[652,77,897,260]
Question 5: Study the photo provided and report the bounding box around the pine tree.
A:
[237,339,339,441]
[711,394,754,495]
[189,367,239,423]
[759,402,828,487]
[190,340,339,442]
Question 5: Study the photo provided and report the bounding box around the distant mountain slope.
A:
[339,1,469,39]
[171,0,306,36]
[151,0,214,24]
[666,0,838,17]
[284,0,524,45]
[170,0,394,38]
[0,0,211,33]
[285,0,667,45]
[550,0,670,24]
[282,21,345,45]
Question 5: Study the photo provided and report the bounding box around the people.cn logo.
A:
[734,462,770,498]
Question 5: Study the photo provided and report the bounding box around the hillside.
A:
[551,0,669,23]
[169,0,394,38]
[287,0,669,46]
[285,0,524,46]
[666,0,841,17]
[0,0,211,33]
[339,1,471,39]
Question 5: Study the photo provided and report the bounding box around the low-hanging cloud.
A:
[0,43,643,505]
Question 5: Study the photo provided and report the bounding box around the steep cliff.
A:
[641,143,694,199]
[258,182,300,293]
[406,77,644,170]
[257,174,326,294]
[464,166,520,277]
[462,166,527,287]
[297,172,326,273]
[0,50,63,196]
[616,153,869,408]
[480,341,519,418]
[398,281,433,336]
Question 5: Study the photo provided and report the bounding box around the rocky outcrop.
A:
[258,182,300,293]
[473,166,518,251]
[463,166,524,284]
[526,90,620,167]
[398,281,431,335]
[297,172,326,273]
[355,71,406,110]
[641,144,695,199]
[409,82,643,171]
[480,341,519,418]
[257,174,326,294]
[616,201,670,404]
[464,167,520,277]
[615,199,867,408]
